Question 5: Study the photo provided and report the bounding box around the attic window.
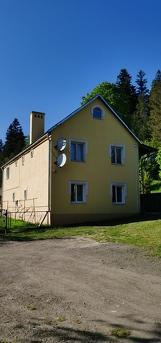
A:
[92,106,103,120]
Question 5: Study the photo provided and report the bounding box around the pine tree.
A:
[133,70,149,141]
[4,118,25,159]
[115,69,137,128]
[148,70,161,145]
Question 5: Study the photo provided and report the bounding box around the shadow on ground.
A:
[20,319,161,343]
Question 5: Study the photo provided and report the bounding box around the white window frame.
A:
[69,181,88,204]
[110,144,125,165]
[111,183,127,205]
[70,139,87,162]
[91,105,104,120]
[6,167,10,180]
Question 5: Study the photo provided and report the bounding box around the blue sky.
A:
[0,0,161,141]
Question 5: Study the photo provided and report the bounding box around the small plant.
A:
[55,315,66,322]
[111,327,131,338]
[26,304,37,311]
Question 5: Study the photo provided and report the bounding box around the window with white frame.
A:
[92,106,103,120]
[110,145,125,165]
[70,182,87,203]
[112,184,126,204]
[6,167,10,180]
[70,141,86,162]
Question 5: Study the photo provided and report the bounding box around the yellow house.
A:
[2,95,146,225]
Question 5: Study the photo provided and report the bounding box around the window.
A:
[70,141,86,162]
[112,184,126,204]
[110,145,125,165]
[12,193,15,202]
[70,182,87,203]
[6,167,10,180]
[24,190,27,200]
[92,106,103,120]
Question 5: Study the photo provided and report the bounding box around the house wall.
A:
[50,98,140,225]
[2,138,50,224]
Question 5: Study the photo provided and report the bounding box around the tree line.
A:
[82,68,161,146]
[0,69,161,193]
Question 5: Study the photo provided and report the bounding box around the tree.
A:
[0,139,4,188]
[132,70,150,141]
[148,70,161,145]
[81,82,117,108]
[4,118,25,159]
[115,69,137,127]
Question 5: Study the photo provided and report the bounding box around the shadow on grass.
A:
[0,212,161,243]
[22,320,161,342]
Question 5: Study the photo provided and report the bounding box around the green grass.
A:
[151,179,161,193]
[2,215,161,257]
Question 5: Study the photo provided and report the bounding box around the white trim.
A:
[111,183,127,205]
[69,181,88,204]
[109,144,125,165]
[69,139,88,162]
[91,104,105,120]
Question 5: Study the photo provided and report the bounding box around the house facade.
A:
[2,95,142,225]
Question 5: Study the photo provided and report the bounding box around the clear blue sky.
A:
[0,0,161,141]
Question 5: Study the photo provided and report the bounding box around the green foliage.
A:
[132,70,150,141]
[148,70,161,144]
[139,153,159,194]
[115,68,137,127]
[155,148,161,179]
[111,327,131,338]
[81,81,117,108]
[4,118,25,160]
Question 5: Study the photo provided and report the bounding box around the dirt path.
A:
[0,238,161,342]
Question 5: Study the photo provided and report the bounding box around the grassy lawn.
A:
[2,215,161,257]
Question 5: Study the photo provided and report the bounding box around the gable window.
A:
[70,141,86,162]
[92,106,103,120]
[112,184,126,204]
[6,167,10,180]
[70,182,87,203]
[110,145,125,165]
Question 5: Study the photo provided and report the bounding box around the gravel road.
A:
[0,237,161,342]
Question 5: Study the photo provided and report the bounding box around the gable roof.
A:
[2,94,154,168]
[47,94,142,144]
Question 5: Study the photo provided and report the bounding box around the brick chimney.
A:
[30,111,45,144]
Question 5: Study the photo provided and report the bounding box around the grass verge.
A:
[2,215,161,257]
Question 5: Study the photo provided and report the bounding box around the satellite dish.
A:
[56,153,67,167]
[56,138,67,151]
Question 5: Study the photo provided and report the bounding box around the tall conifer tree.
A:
[148,70,161,145]
[133,70,149,141]
[115,69,137,127]
[4,118,25,159]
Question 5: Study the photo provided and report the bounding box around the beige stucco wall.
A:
[2,138,50,224]
[50,98,140,225]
